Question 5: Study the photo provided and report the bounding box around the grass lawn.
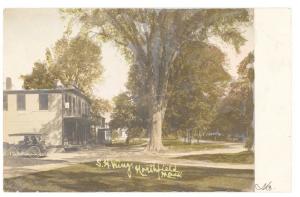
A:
[175,151,254,164]
[109,138,148,147]
[162,139,227,152]
[4,161,254,192]
[108,138,227,152]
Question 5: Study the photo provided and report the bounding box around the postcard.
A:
[2,8,291,192]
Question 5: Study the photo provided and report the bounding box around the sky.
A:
[3,8,253,100]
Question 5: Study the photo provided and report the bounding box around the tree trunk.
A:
[146,109,166,152]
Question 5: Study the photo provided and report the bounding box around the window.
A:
[17,94,26,111]
[85,103,87,115]
[102,118,105,127]
[78,99,81,115]
[69,95,72,114]
[72,97,76,115]
[82,102,85,115]
[3,94,8,111]
[75,97,79,115]
[83,103,89,116]
[65,94,68,103]
[39,94,48,110]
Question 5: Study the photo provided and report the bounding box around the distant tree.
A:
[90,97,112,126]
[21,62,57,89]
[90,97,112,117]
[212,52,254,149]
[109,92,134,131]
[237,52,254,150]
[109,92,146,144]
[63,9,252,151]
[125,60,151,137]
[164,42,231,143]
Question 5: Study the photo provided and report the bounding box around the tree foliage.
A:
[90,97,112,120]
[22,36,103,95]
[109,92,146,143]
[21,35,108,117]
[212,52,254,149]
[164,42,231,142]
[21,62,57,90]
[47,36,103,95]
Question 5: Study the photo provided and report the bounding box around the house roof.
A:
[8,133,43,137]
[4,88,91,103]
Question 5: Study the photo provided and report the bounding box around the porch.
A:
[62,117,90,146]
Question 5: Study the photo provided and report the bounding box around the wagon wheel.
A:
[7,146,18,157]
[27,146,41,158]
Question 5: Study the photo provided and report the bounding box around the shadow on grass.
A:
[162,139,227,152]
[175,151,254,164]
[4,156,66,167]
[107,139,227,152]
[4,161,254,192]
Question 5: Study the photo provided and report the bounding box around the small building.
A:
[3,87,92,147]
[114,128,128,142]
[91,116,111,145]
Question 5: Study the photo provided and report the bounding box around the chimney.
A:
[6,77,12,90]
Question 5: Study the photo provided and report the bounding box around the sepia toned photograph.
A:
[3,8,255,192]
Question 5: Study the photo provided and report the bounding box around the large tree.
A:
[22,35,103,95]
[63,9,252,151]
[21,35,108,118]
[47,36,103,95]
